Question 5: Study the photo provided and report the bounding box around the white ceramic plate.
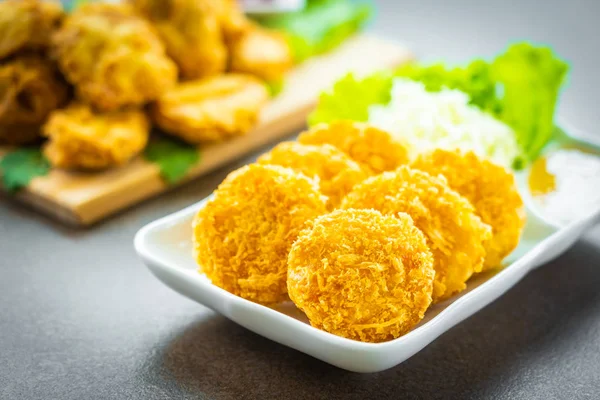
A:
[134,182,600,373]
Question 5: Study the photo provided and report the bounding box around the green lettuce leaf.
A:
[144,136,200,184]
[255,0,373,63]
[308,72,393,125]
[0,147,50,193]
[491,43,569,163]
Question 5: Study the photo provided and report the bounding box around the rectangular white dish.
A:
[134,178,600,373]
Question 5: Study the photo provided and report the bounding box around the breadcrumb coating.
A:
[42,103,149,169]
[51,3,177,111]
[229,24,293,82]
[0,54,69,145]
[193,164,327,304]
[412,149,526,269]
[342,166,492,302]
[287,209,435,342]
[130,0,227,79]
[152,74,269,143]
[297,121,410,174]
[257,142,368,209]
[0,0,64,60]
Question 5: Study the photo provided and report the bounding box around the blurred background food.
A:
[0,0,372,194]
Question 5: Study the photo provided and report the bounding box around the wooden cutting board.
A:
[0,35,412,226]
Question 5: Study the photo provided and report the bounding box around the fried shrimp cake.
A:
[42,103,149,169]
[193,164,327,304]
[287,209,435,342]
[52,3,177,111]
[0,55,69,145]
[131,0,227,79]
[297,121,410,174]
[342,166,492,302]
[152,74,269,143]
[412,149,526,269]
[257,142,368,209]
[0,0,64,60]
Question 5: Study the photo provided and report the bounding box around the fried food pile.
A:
[192,120,527,342]
[0,0,292,170]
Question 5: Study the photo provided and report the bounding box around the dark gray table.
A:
[2,1,600,398]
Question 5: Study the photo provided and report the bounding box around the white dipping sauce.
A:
[536,149,600,225]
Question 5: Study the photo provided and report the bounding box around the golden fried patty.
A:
[193,164,327,304]
[342,166,492,302]
[287,209,435,342]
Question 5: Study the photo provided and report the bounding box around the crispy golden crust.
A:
[152,74,269,143]
[341,166,492,302]
[193,164,327,304]
[0,0,64,60]
[298,121,410,175]
[131,0,227,79]
[287,209,435,342]
[42,103,149,170]
[412,149,526,269]
[257,142,368,209]
[51,3,177,111]
[0,54,69,145]
[229,24,292,82]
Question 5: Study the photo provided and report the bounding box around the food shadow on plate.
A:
[140,240,600,399]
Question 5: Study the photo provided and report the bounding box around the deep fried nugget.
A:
[257,142,368,209]
[288,209,435,342]
[228,24,293,82]
[412,149,526,269]
[342,166,492,302]
[0,54,69,145]
[52,3,177,111]
[298,121,410,175]
[42,103,149,170]
[0,0,63,60]
[152,74,269,144]
[131,0,227,79]
[193,164,327,304]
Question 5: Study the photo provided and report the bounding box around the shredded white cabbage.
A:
[368,78,520,168]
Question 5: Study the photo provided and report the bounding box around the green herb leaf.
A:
[0,147,50,193]
[266,79,284,97]
[308,72,393,125]
[255,0,373,63]
[144,136,200,184]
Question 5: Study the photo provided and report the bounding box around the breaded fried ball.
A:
[257,142,368,209]
[131,0,227,79]
[152,74,269,144]
[42,103,149,170]
[412,149,526,269]
[51,3,177,111]
[287,209,435,343]
[0,0,64,60]
[0,55,69,145]
[193,164,327,304]
[298,121,410,175]
[229,24,293,82]
[342,166,492,302]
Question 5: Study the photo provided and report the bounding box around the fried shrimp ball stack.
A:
[0,55,69,145]
[298,121,410,174]
[51,3,177,111]
[152,74,269,143]
[131,0,227,80]
[0,0,64,59]
[287,209,435,342]
[193,164,327,304]
[342,166,492,302]
[257,142,368,209]
[412,149,526,269]
[42,103,149,170]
